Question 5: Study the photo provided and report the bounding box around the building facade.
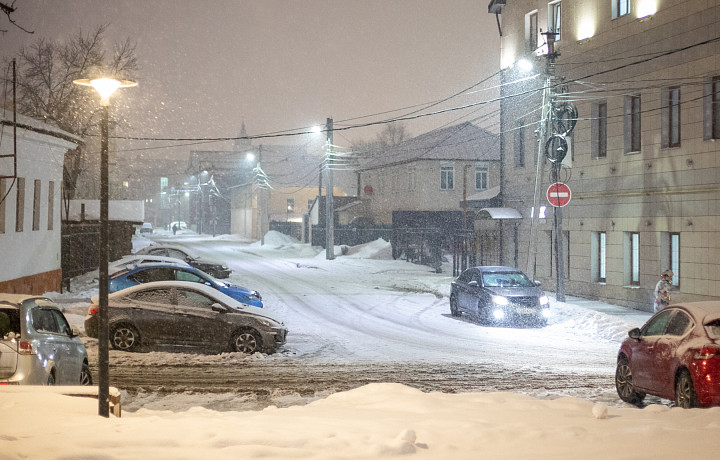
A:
[0,112,80,294]
[491,0,720,309]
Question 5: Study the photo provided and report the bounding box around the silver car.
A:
[450,266,551,327]
[0,294,92,385]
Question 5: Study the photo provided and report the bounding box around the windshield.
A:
[482,272,535,288]
[707,319,720,340]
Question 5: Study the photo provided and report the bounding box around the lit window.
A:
[440,164,454,190]
[475,165,488,190]
[598,232,606,282]
[548,1,562,41]
[123,180,130,188]
[670,233,680,287]
[630,232,640,286]
[612,0,630,19]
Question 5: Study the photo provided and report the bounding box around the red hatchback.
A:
[616,302,720,408]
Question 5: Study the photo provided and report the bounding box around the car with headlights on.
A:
[135,244,231,278]
[85,281,287,354]
[615,302,720,408]
[449,266,550,327]
[109,262,262,308]
[0,294,92,385]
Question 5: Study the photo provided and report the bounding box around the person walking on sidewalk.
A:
[653,269,673,313]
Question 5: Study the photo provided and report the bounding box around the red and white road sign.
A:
[547,182,571,207]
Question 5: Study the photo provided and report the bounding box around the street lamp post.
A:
[73,77,136,417]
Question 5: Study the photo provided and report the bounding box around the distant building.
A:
[0,112,80,294]
[490,0,720,309]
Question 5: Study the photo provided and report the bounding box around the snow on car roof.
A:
[672,302,720,323]
[0,294,51,305]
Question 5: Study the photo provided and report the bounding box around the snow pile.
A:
[1,383,718,459]
[250,230,300,248]
[342,238,393,260]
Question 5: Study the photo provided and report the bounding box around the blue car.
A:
[109,263,263,308]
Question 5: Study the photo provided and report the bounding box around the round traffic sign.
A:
[547,182,571,207]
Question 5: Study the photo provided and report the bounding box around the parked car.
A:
[136,244,231,278]
[0,294,92,385]
[140,222,153,234]
[615,302,720,408]
[449,266,550,327]
[109,262,262,308]
[85,281,287,354]
[109,254,191,273]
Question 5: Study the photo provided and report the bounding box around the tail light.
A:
[88,304,99,315]
[694,345,720,360]
[18,341,33,355]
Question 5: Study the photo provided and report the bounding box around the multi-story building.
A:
[489,0,720,309]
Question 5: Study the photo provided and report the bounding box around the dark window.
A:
[31,308,59,333]
[642,309,673,336]
[592,102,607,158]
[630,96,641,152]
[515,122,525,167]
[440,165,454,190]
[549,1,562,41]
[129,268,175,283]
[32,179,41,231]
[663,87,681,148]
[666,311,692,336]
[47,181,54,231]
[528,11,538,51]
[15,177,25,232]
[713,77,720,140]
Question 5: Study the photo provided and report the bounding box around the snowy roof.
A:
[356,122,500,172]
[0,110,83,145]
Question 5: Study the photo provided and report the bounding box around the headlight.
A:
[539,296,549,305]
[492,295,509,306]
[542,308,552,318]
[258,318,279,328]
[492,309,505,320]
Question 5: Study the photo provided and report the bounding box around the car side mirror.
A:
[211,303,226,313]
[70,327,81,337]
[628,328,641,340]
[534,280,542,287]
[468,280,478,287]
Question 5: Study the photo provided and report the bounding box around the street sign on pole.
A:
[547,182,571,207]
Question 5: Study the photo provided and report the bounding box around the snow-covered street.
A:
[53,230,653,411]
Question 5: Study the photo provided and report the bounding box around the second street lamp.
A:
[73,77,137,417]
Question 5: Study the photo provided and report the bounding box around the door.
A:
[631,309,674,391]
[119,287,177,344]
[173,288,229,350]
[647,310,693,398]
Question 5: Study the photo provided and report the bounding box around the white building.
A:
[0,111,81,294]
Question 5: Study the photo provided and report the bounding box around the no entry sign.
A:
[547,182,571,207]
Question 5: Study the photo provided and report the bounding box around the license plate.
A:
[516,308,535,314]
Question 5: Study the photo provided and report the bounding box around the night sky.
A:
[1,0,500,159]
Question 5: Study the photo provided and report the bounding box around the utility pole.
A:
[325,117,335,260]
[546,31,566,302]
[258,144,264,246]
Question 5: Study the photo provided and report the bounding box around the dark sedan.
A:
[85,281,287,354]
[136,244,232,278]
[450,266,550,327]
[615,302,720,408]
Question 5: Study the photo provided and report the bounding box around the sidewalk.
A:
[550,293,653,326]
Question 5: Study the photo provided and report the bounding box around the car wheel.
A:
[450,295,460,317]
[231,330,262,354]
[111,323,140,351]
[47,372,55,386]
[675,370,699,409]
[80,362,93,385]
[615,355,645,406]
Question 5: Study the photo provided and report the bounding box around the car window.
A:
[665,311,693,336]
[147,248,166,256]
[176,270,206,283]
[176,289,217,309]
[458,269,473,283]
[167,249,188,260]
[0,308,20,336]
[50,310,73,336]
[706,319,720,339]
[128,288,173,303]
[470,271,482,284]
[641,309,674,337]
[129,268,174,283]
[31,308,59,334]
